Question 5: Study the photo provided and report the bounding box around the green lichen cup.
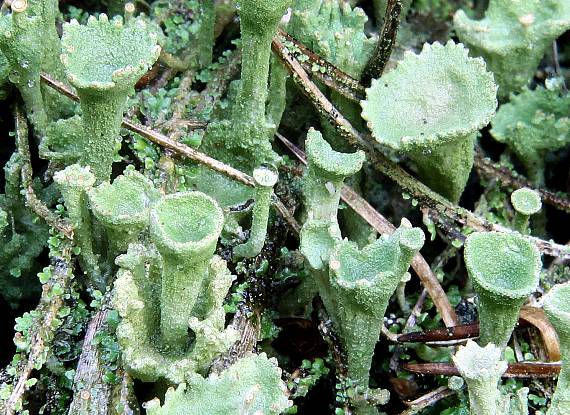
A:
[464,231,541,350]
[361,41,497,203]
[452,340,508,415]
[150,192,224,352]
[88,168,160,258]
[454,0,570,98]
[543,282,570,415]
[61,14,160,181]
[510,188,541,234]
[327,224,424,392]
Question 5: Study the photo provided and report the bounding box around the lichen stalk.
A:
[543,282,570,415]
[78,88,127,182]
[233,167,278,258]
[149,192,224,352]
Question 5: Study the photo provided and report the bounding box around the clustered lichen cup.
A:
[149,192,224,352]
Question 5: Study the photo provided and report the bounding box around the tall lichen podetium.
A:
[361,41,497,203]
[454,0,570,98]
[233,167,279,259]
[543,282,570,415]
[0,0,48,133]
[490,86,570,185]
[60,14,161,182]
[150,192,225,352]
[300,128,365,271]
[452,340,508,415]
[328,222,424,411]
[201,0,291,172]
[53,164,103,288]
[464,231,541,350]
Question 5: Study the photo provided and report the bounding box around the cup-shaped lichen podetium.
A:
[454,0,570,98]
[543,282,570,415]
[452,340,508,415]
[327,224,424,390]
[150,192,224,352]
[464,231,541,350]
[361,41,497,203]
[60,14,160,182]
[88,168,160,259]
[303,128,365,223]
[510,188,541,234]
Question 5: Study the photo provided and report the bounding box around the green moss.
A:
[361,41,497,202]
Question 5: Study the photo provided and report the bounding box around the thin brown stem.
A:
[402,361,561,378]
[14,106,74,239]
[401,386,455,415]
[361,0,402,86]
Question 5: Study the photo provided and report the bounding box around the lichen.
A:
[144,353,292,415]
[490,86,570,185]
[464,231,541,349]
[543,282,570,415]
[454,0,570,97]
[361,41,497,202]
[60,14,161,181]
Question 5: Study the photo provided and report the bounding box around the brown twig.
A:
[276,29,365,101]
[400,386,455,415]
[3,251,73,415]
[272,39,570,260]
[402,361,561,378]
[276,132,458,328]
[474,150,570,213]
[39,72,301,235]
[361,0,402,86]
[14,106,74,239]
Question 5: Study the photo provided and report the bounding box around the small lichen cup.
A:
[150,191,224,352]
[88,168,160,259]
[464,231,541,350]
[60,14,161,182]
[452,340,508,415]
[233,167,279,259]
[361,41,497,203]
[543,282,570,415]
[510,188,541,234]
